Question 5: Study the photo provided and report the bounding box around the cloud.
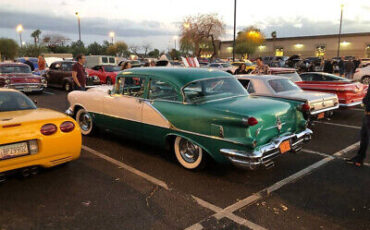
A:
[0,9,176,38]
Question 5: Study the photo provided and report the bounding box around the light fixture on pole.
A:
[75,12,81,42]
[337,4,344,57]
[109,31,115,44]
[16,24,24,47]
[232,0,237,62]
[173,35,178,50]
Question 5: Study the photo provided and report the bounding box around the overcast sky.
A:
[1,0,369,51]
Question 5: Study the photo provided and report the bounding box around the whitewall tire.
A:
[76,109,94,135]
[174,136,205,170]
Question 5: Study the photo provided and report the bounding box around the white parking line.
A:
[82,145,169,190]
[314,121,361,129]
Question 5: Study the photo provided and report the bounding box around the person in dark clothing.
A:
[338,57,345,77]
[72,54,87,91]
[24,57,35,71]
[344,60,354,79]
[348,87,370,166]
[308,62,315,72]
[234,63,248,75]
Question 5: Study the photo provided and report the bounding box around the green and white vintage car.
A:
[66,68,312,170]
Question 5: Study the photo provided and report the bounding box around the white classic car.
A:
[207,63,234,74]
[236,75,339,120]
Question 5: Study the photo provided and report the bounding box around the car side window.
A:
[210,64,219,68]
[54,63,61,70]
[115,76,146,98]
[148,79,178,101]
[92,66,100,71]
[300,74,312,81]
[61,63,72,71]
[312,74,324,81]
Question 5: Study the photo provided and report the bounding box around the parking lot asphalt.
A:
[1,88,369,230]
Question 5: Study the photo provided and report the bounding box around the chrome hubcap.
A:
[363,77,370,84]
[79,112,92,132]
[179,139,200,163]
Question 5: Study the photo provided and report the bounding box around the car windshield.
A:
[183,77,247,103]
[268,79,301,93]
[322,73,351,82]
[221,63,231,68]
[273,72,302,82]
[0,65,31,74]
[104,66,121,72]
[130,61,140,65]
[0,91,36,112]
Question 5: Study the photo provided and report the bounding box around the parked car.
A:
[0,63,46,93]
[45,61,100,91]
[118,60,142,68]
[299,72,368,107]
[0,89,81,177]
[285,55,302,69]
[236,75,339,121]
[85,55,117,68]
[208,63,234,74]
[353,64,370,84]
[66,68,312,170]
[86,65,121,85]
[269,67,302,82]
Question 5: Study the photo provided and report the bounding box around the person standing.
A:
[251,57,270,75]
[344,60,354,79]
[120,61,132,70]
[234,63,248,75]
[348,86,370,167]
[38,55,46,75]
[72,54,87,91]
[24,57,35,71]
[338,57,345,77]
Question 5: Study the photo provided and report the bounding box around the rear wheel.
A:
[106,77,112,85]
[361,76,370,85]
[174,136,206,170]
[76,109,94,135]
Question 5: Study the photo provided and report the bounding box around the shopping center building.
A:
[218,32,370,59]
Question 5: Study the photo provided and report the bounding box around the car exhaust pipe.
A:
[30,166,39,176]
[0,173,6,183]
[21,168,31,178]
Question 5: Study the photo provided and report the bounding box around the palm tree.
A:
[31,29,42,46]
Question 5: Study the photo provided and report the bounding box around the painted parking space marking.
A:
[43,91,55,95]
[314,121,361,129]
[82,145,169,190]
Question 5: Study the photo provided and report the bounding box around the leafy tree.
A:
[235,26,265,59]
[169,49,181,60]
[102,40,111,54]
[87,42,104,55]
[0,38,19,60]
[148,49,160,58]
[180,14,225,58]
[106,45,117,56]
[115,41,128,57]
[31,29,42,46]
[19,43,48,57]
[70,40,86,57]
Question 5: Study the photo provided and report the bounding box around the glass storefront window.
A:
[275,48,284,56]
[366,45,370,58]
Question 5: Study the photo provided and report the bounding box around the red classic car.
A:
[268,68,367,107]
[85,65,121,85]
[0,62,46,93]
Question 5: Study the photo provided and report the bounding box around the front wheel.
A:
[361,76,370,85]
[106,77,112,85]
[64,82,72,92]
[174,136,206,170]
[76,109,95,135]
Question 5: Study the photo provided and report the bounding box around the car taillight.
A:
[243,117,258,126]
[40,124,57,135]
[60,121,75,133]
[301,103,310,112]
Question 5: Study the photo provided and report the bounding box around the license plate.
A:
[0,142,29,160]
[279,140,291,154]
[23,87,32,92]
[317,112,325,119]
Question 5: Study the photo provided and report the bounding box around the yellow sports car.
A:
[231,61,256,73]
[0,89,81,177]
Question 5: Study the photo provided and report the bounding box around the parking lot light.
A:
[109,31,115,44]
[16,24,24,47]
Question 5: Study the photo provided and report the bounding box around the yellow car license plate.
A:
[0,142,29,160]
[279,140,291,154]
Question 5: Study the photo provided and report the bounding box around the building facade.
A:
[219,32,370,59]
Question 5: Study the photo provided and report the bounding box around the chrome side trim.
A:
[220,128,313,170]
[310,104,339,115]
[339,101,362,107]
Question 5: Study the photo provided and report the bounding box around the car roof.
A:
[236,74,288,81]
[120,67,232,87]
[0,88,19,93]
[0,62,28,67]
[269,67,296,72]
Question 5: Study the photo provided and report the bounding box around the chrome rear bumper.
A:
[220,128,313,170]
[339,101,362,107]
[310,104,339,115]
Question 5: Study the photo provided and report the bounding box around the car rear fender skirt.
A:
[165,133,213,160]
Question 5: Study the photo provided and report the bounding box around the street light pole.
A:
[337,4,344,57]
[75,12,81,42]
[16,24,24,47]
[232,0,236,61]
[109,32,115,44]
[173,36,178,50]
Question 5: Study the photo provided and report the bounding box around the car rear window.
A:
[0,65,31,74]
[0,91,36,112]
[268,79,301,93]
[273,72,302,82]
